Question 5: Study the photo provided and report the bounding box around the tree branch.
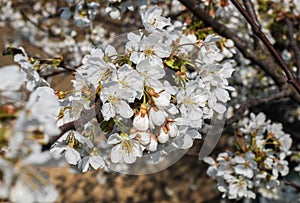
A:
[178,0,300,103]
[226,90,291,125]
[230,0,300,95]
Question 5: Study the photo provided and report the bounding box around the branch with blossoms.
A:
[1,1,300,202]
[2,3,236,175]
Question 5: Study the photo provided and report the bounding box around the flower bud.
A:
[157,127,169,143]
[133,113,149,131]
[148,137,158,152]
[167,122,178,138]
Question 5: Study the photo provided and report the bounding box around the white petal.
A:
[90,156,105,169]
[148,137,158,152]
[0,65,25,91]
[150,108,166,126]
[50,145,66,155]
[123,143,142,163]
[116,100,133,118]
[105,45,117,58]
[215,88,230,102]
[135,132,150,145]
[168,123,178,138]
[167,104,179,115]
[108,133,122,144]
[74,131,93,147]
[65,147,81,165]
[123,153,137,164]
[181,134,193,149]
[213,103,226,114]
[203,156,215,165]
[79,157,90,172]
[111,144,122,163]
[153,91,170,108]
[102,102,115,121]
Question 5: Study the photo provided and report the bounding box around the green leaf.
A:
[165,58,176,69]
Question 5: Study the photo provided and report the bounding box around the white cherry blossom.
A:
[232,152,257,178]
[149,107,167,128]
[78,48,116,88]
[136,58,165,89]
[147,136,158,152]
[100,82,134,120]
[108,133,143,164]
[111,64,144,101]
[130,32,170,65]
[140,6,170,31]
[176,80,209,128]
[78,155,108,172]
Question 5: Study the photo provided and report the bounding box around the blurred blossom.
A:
[204,112,293,200]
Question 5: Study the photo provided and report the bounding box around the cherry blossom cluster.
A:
[204,112,293,200]
[50,5,234,167]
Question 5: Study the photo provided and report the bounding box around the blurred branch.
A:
[20,10,62,38]
[40,69,70,79]
[178,0,300,104]
[226,90,291,125]
[229,0,300,95]
[2,46,77,78]
[285,18,300,81]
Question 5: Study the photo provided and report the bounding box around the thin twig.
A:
[226,90,291,125]
[242,0,261,49]
[282,178,300,191]
[285,18,300,81]
[230,0,300,95]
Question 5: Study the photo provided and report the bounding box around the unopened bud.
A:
[157,128,169,143]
